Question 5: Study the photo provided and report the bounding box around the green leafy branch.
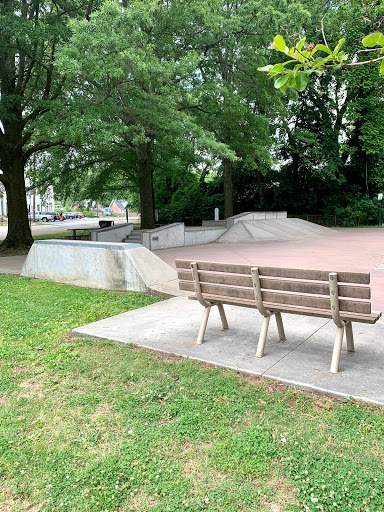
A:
[258,31,384,93]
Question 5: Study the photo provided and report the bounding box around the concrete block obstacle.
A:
[90,222,134,242]
[21,240,177,293]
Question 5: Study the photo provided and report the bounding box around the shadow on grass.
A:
[0,232,68,258]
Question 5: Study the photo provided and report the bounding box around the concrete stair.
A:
[122,230,143,243]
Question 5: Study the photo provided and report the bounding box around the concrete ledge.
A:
[90,222,133,242]
[21,240,177,292]
[226,211,287,227]
[142,223,185,250]
[185,226,227,245]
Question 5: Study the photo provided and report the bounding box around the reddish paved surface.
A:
[154,228,384,312]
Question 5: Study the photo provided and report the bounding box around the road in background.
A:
[0,216,139,241]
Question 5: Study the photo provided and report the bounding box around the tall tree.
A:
[50,0,235,228]
[170,0,310,218]
[0,0,100,250]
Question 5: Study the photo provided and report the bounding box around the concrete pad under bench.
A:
[72,296,384,406]
[21,240,177,293]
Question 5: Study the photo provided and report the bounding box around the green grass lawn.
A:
[0,275,383,512]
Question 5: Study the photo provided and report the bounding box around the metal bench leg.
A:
[330,325,344,374]
[197,306,211,345]
[217,304,229,331]
[256,315,271,358]
[275,312,286,342]
[345,322,354,353]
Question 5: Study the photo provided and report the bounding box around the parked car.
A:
[63,212,76,219]
[42,211,58,221]
[73,212,84,219]
[28,212,56,222]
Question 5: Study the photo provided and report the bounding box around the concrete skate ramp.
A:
[21,240,177,293]
[217,218,334,243]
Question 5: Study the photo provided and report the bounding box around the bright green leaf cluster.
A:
[362,32,384,74]
[258,31,384,93]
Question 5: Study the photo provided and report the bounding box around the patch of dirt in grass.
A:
[18,376,47,400]
[157,416,177,427]
[126,488,159,511]
[180,440,194,455]
[257,473,297,511]
[0,487,12,512]
[90,403,115,420]
[180,443,227,483]
[0,485,42,512]
[12,366,29,376]
[0,396,9,406]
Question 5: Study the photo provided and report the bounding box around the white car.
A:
[28,212,56,222]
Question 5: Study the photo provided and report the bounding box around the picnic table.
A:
[66,228,96,240]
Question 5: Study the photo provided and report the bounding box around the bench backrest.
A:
[176,259,372,315]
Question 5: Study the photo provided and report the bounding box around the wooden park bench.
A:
[176,259,382,374]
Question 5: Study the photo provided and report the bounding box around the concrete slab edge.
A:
[71,329,384,406]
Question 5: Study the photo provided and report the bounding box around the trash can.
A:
[99,220,114,229]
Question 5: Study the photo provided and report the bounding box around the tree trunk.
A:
[223,158,233,219]
[256,170,264,209]
[137,141,155,229]
[1,154,34,250]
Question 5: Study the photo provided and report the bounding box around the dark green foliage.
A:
[155,171,224,225]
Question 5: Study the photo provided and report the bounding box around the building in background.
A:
[26,184,55,213]
[0,180,55,216]
[109,199,127,215]
[0,184,6,216]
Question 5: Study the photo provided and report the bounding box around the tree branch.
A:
[23,139,65,161]
[321,16,329,48]
[15,131,33,151]
[177,104,215,114]
[327,55,384,68]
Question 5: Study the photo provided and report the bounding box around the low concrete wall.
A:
[227,211,287,227]
[141,223,184,250]
[90,223,133,242]
[201,220,226,227]
[185,227,227,245]
[139,223,226,249]
[21,240,177,292]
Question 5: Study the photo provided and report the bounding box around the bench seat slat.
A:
[179,281,371,314]
[177,270,371,299]
[175,260,370,284]
[187,293,381,324]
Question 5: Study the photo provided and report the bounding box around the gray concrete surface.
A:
[21,240,177,293]
[72,296,384,406]
[0,255,28,274]
[217,218,334,243]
